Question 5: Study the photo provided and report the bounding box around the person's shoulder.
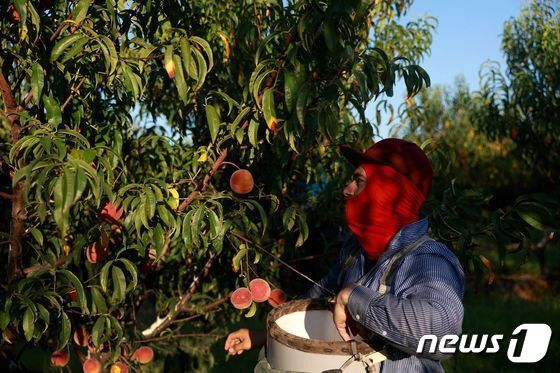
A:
[411,237,464,274]
[338,232,360,261]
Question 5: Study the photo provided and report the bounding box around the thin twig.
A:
[177,147,229,212]
[50,13,73,42]
[61,76,86,112]
[140,331,221,344]
[141,252,219,338]
[23,257,68,276]
[230,231,335,296]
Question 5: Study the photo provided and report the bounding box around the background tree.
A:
[395,0,560,293]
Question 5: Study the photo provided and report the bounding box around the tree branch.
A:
[1,70,25,284]
[141,252,219,338]
[22,257,68,277]
[61,76,87,112]
[177,147,229,212]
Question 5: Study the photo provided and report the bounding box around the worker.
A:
[225,138,465,372]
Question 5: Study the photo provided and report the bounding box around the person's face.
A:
[343,166,367,199]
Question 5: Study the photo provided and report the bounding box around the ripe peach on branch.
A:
[229,169,254,194]
[131,346,154,364]
[99,201,124,224]
[268,289,287,308]
[73,325,89,347]
[249,278,271,302]
[83,358,102,373]
[110,361,129,373]
[230,287,253,309]
[51,349,70,367]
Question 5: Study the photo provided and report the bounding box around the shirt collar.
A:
[379,217,429,259]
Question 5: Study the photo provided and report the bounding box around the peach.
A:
[73,325,89,347]
[229,169,254,194]
[100,201,123,224]
[230,287,253,309]
[85,241,108,263]
[110,361,129,373]
[249,278,271,303]
[67,288,78,301]
[130,346,154,364]
[268,289,287,308]
[83,358,102,373]
[51,349,70,367]
[8,5,20,23]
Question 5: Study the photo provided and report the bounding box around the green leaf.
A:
[262,88,277,132]
[36,303,50,332]
[283,206,297,231]
[58,312,71,349]
[23,307,35,341]
[248,119,259,147]
[144,188,156,220]
[283,70,296,112]
[29,228,43,246]
[296,85,309,127]
[180,38,194,79]
[192,205,205,247]
[99,36,118,75]
[157,204,174,227]
[119,258,138,291]
[91,287,108,314]
[100,260,113,293]
[207,209,222,239]
[232,245,247,272]
[50,33,83,62]
[0,311,9,330]
[91,316,106,348]
[190,36,214,71]
[173,54,190,104]
[235,127,244,144]
[323,20,337,52]
[73,0,93,24]
[182,209,195,249]
[61,36,89,63]
[59,269,89,314]
[31,63,44,105]
[515,202,559,232]
[296,214,309,248]
[153,223,164,258]
[244,302,257,318]
[229,106,251,136]
[111,266,126,304]
[43,95,62,127]
[192,48,208,90]
[205,104,221,143]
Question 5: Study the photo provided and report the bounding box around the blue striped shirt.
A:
[305,217,465,372]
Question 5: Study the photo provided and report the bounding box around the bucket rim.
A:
[267,298,378,355]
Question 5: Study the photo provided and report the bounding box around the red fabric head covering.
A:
[342,139,433,260]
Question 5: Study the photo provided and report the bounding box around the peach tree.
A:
[0,0,433,370]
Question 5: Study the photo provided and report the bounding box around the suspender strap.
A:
[378,235,432,295]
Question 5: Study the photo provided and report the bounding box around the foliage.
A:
[395,0,560,287]
[471,0,560,184]
[0,0,435,369]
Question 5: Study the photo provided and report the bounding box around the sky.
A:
[372,0,526,138]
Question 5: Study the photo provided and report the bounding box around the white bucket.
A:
[267,299,386,372]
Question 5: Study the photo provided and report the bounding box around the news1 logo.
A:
[417,324,552,363]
